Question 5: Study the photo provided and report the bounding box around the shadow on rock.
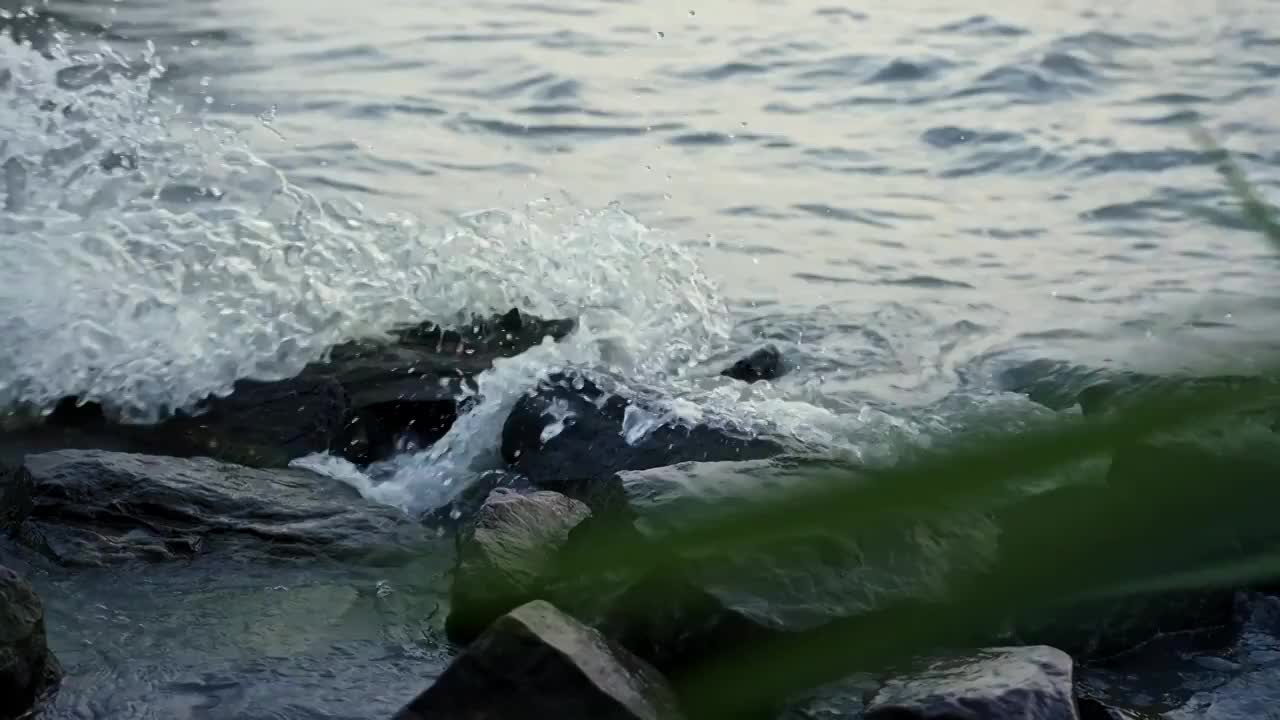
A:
[0,564,61,719]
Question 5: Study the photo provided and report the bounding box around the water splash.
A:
[0,31,1068,518]
[0,33,730,425]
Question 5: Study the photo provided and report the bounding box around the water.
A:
[2,0,1279,717]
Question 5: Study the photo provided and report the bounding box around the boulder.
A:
[1,449,432,566]
[393,600,685,720]
[0,564,61,719]
[865,646,1079,720]
[719,345,788,384]
[446,488,591,644]
[501,372,786,507]
[546,458,998,676]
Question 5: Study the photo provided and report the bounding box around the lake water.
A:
[3,0,1280,717]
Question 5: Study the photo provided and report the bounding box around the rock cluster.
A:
[6,315,1276,720]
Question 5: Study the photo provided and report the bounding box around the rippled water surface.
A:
[3,0,1280,717]
[8,0,1280,408]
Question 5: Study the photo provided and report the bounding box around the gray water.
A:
[4,0,1280,717]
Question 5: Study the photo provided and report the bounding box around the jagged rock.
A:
[720,344,787,384]
[446,488,591,644]
[0,564,61,719]
[501,372,786,507]
[865,646,1079,720]
[394,600,685,720]
[1,449,431,566]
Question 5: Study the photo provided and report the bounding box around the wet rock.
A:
[546,458,997,676]
[446,488,591,644]
[0,564,61,719]
[995,359,1280,418]
[2,377,347,470]
[991,429,1280,658]
[1,449,431,566]
[720,344,788,384]
[128,376,350,468]
[865,646,1079,720]
[20,309,576,468]
[501,372,786,506]
[394,600,685,720]
[1076,698,1162,720]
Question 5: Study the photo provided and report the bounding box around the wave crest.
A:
[0,34,730,424]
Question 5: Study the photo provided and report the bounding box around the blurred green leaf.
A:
[544,131,1280,718]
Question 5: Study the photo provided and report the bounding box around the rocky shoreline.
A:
[1,310,1276,719]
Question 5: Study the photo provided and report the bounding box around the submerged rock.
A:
[720,344,788,384]
[1,449,431,566]
[394,600,685,720]
[501,372,786,506]
[865,646,1079,720]
[446,488,591,644]
[0,564,61,719]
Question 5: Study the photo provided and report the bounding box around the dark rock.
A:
[865,646,1079,720]
[720,345,788,384]
[17,309,577,468]
[126,376,349,468]
[421,469,533,528]
[25,374,350,470]
[446,488,591,644]
[394,600,685,720]
[1,449,431,566]
[501,372,786,506]
[0,564,61,719]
